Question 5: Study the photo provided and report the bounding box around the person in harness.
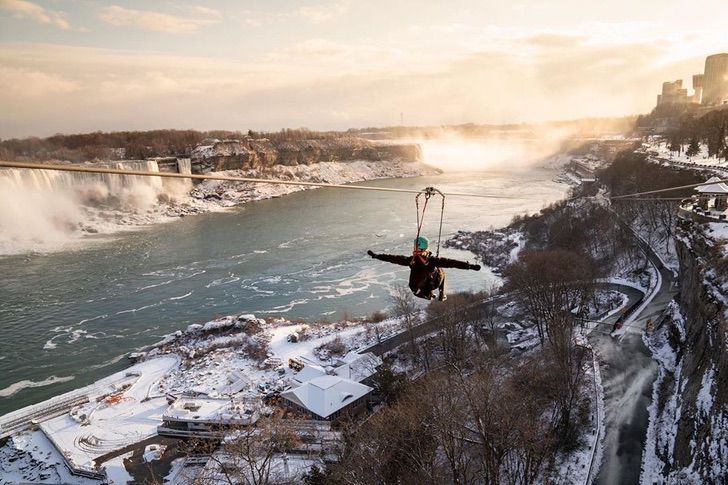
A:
[367,236,481,301]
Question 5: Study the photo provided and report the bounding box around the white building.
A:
[280,352,382,421]
[158,398,259,438]
[280,375,372,421]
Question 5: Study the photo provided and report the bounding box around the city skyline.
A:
[1,0,727,138]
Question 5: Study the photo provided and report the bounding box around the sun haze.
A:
[0,0,726,137]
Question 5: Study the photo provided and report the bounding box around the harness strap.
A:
[436,194,445,258]
[415,192,431,243]
[414,187,446,257]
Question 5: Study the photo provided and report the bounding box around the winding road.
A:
[591,225,678,485]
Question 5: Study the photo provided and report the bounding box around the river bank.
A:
[0,158,436,256]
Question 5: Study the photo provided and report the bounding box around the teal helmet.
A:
[414,236,429,250]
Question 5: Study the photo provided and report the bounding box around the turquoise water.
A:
[0,168,567,414]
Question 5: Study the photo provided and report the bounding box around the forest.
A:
[0,128,345,163]
[638,106,728,160]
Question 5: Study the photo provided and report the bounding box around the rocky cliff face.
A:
[642,220,728,482]
[190,137,422,174]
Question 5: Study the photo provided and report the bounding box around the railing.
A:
[679,202,728,223]
[583,345,603,485]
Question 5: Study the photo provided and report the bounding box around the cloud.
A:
[269,38,405,70]
[0,31,710,138]
[0,0,70,30]
[241,1,348,27]
[297,0,349,23]
[99,5,220,34]
[185,6,222,19]
[0,66,78,97]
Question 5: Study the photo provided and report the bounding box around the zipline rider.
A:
[367,236,481,301]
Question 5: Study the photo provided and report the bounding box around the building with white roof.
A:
[333,352,382,383]
[291,352,381,385]
[696,177,728,196]
[680,177,728,222]
[158,398,259,438]
[279,375,372,421]
[695,177,728,216]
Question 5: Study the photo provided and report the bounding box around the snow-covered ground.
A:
[548,347,604,485]
[0,312,405,482]
[445,229,523,273]
[163,457,205,484]
[39,356,178,475]
[152,314,404,401]
[0,430,99,485]
[189,451,323,485]
[104,452,134,485]
[641,302,687,483]
[641,136,728,170]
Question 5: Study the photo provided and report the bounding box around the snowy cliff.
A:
[191,137,422,173]
[641,219,728,482]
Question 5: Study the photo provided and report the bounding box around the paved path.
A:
[592,225,677,485]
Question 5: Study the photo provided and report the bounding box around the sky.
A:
[0,0,726,138]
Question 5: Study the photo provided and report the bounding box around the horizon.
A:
[1,0,726,138]
[0,114,639,141]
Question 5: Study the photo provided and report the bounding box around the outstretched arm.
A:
[431,256,481,270]
[367,250,411,266]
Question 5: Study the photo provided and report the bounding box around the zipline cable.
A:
[611,176,728,199]
[0,161,525,200]
[612,197,686,202]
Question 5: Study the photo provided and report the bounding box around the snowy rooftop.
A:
[334,352,382,382]
[293,363,327,383]
[696,177,728,194]
[163,398,257,424]
[280,375,372,419]
[292,351,382,384]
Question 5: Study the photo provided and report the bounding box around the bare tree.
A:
[503,250,597,343]
[191,414,302,485]
[543,317,587,446]
[426,292,480,364]
[333,390,442,484]
[391,285,422,363]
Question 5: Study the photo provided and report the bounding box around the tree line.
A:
[637,106,728,160]
[0,128,348,163]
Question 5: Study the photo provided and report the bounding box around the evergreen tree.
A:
[303,464,329,485]
[686,137,700,159]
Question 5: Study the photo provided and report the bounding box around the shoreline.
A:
[0,159,439,257]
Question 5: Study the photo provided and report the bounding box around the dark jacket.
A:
[368,250,479,294]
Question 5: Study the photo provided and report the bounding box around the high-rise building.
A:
[692,74,704,104]
[656,79,689,106]
[702,53,728,106]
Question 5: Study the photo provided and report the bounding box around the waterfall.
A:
[177,158,192,175]
[0,160,164,198]
[0,159,188,255]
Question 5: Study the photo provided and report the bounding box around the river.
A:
[0,143,569,415]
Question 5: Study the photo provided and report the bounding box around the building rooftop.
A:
[280,376,372,419]
[334,352,382,382]
[163,398,257,424]
[696,177,728,194]
[292,351,382,384]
